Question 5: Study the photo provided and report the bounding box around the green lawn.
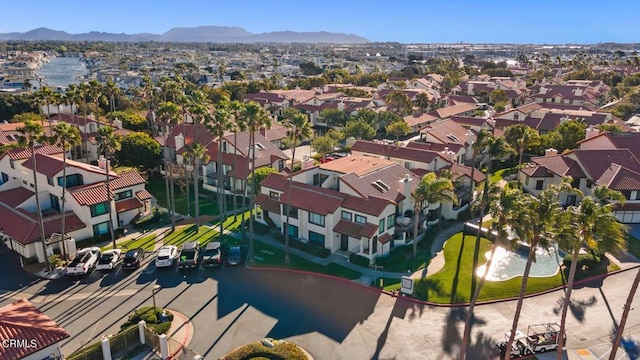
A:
[250,241,362,280]
[627,235,640,259]
[489,166,518,184]
[146,175,236,216]
[373,228,438,273]
[163,225,219,247]
[102,234,157,252]
[415,233,565,304]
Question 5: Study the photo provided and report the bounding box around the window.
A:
[387,213,395,228]
[1,172,8,184]
[47,176,54,186]
[50,194,59,211]
[308,231,325,246]
[341,211,352,221]
[90,202,109,217]
[513,113,520,121]
[283,204,298,219]
[58,174,83,188]
[10,160,14,169]
[115,190,132,201]
[405,162,414,170]
[287,224,299,238]
[379,218,385,234]
[571,178,580,189]
[355,214,367,224]
[535,180,544,190]
[565,195,577,207]
[93,221,109,236]
[269,191,280,200]
[223,164,232,175]
[309,212,325,227]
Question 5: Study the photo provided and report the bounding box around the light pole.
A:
[152,284,161,309]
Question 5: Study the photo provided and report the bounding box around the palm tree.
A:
[502,180,570,360]
[156,101,182,231]
[50,123,81,260]
[186,143,209,233]
[283,111,312,264]
[467,129,491,207]
[16,120,51,270]
[88,80,105,128]
[228,100,247,222]
[555,186,627,358]
[96,126,121,249]
[459,185,524,359]
[36,86,55,125]
[412,173,457,258]
[104,78,120,114]
[205,101,232,237]
[609,267,640,360]
[242,101,271,258]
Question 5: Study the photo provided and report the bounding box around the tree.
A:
[205,102,232,238]
[50,123,81,260]
[283,112,312,264]
[11,112,44,124]
[248,167,278,195]
[386,120,411,143]
[343,118,376,140]
[385,91,413,115]
[376,111,402,130]
[185,143,209,233]
[17,120,51,271]
[494,101,506,113]
[555,186,627,358]
[228,100,247,221]
[596,123,626,133]
[156,101,182,231]
[311,135,337,161]
[116,132,161,170]
[319,108,350,127]
[503,124,541,168]
[502,181,572,360]
[414,92,431,112]
[609,267,640,360]
[540,120,587,152]
[412,173,457,258]
[242,101,272,258]
[35,86,55,124]
[96,126,121,249]
[88,80,106,128]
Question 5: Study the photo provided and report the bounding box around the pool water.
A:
[476,244,562,281]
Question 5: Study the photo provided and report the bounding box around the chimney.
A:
[174,133,185,152]
[248,145,255,159]
[442,150,456,163]
[399,174,413,203]
[466,130,476,146]
[585,126,600,140]
[113,118,123,130]
[412,107,422,117]
[98,155,110,170]
[545,148,558,157]
[337,102,345,111]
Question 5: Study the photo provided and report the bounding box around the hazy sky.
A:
[1,0,637,44]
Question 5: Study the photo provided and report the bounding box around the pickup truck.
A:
[178,241,200,269]
[202,242,222,267]
[66,247,101,275]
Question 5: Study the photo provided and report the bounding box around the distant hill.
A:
[0,26,369,43]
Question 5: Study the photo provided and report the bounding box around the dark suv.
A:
[122,248,145,270]
[202,242,222,267]
[178,241,200,269]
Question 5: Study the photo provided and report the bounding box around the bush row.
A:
[274,233,331,258]
[221,341,307,360]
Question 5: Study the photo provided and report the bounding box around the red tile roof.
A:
[255,193,282,214]
[420,118,473,146]
[70,183,112,206]
[571,149,640,180]
[116,197,143,213]
[333,219,378,239]
[4,144,63,161]
[339,162,420,204]
[0,203,86,245]
[110,171,145,190]
[378,232,392,244]
[0,299,69,360]
[0,187,34,208]
[528,155,586,178]
[51,113,97,127]
[596,164,640,191]
[22,153,114,177]
[447,163,487,183]
[351,140,446,164]
[136,189,152,201]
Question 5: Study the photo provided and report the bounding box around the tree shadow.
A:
[449,234,467,304]
[371,297,410,360]
[441,307,487,357]
[553,295,597,323]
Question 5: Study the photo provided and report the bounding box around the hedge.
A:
[349,254,370,267]
[221,341,307,360]
[120,307,173,335]
[274,232,331,258]
[562,252,601,270]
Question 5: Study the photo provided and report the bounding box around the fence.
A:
[168,335,200,360]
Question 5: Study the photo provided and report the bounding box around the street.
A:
[0,243,639,360]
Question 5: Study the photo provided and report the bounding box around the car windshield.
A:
[230,247,240,256]
[157,255,169,260]
[204,248,219,256]
[125,251,138,258]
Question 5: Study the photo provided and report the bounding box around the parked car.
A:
[227,245,242,266]
[178,241,200,269]
[155,245,178,268]
[202,242,222,268]
[96,249,122,271]
[319,156,335,164]
[66,247,101,275]
[122,248,146,270]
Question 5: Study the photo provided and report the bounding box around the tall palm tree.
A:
[502,180,571,360]
[50,123,81,260]
[459,185,524,359]
[555,186,627,358]
[156,101,182,231]
[186,143,209,233]
[228,100,247,222]
[412,173,457,258]
[242,101,271,258]
[16,120,50,270]
[205,101,232,237]
[88,80,105,128]
[104,78,120,114]
[283,111,312,264]
[36,86,55,125]
[609,267,640,360]
[96,126,121,249]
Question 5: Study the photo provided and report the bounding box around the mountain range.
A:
[0,26,369,43]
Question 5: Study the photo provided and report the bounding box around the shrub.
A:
[222,341,307,360]
[562,252,602,270]
[120,307,172,332]
[349,254,370,267]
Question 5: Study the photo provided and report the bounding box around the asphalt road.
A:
[0,243,639,360]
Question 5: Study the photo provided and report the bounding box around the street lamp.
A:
[151,284,161,309]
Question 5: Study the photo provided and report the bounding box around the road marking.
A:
[11,289,139,303]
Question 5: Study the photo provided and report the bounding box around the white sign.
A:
[400,276,414,295]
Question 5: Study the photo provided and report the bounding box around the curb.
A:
[165,309,193,356]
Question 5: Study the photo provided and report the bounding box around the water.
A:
[37,57,88,89]
[476,244,562,281]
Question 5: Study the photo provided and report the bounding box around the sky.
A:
[1,0,638,44]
